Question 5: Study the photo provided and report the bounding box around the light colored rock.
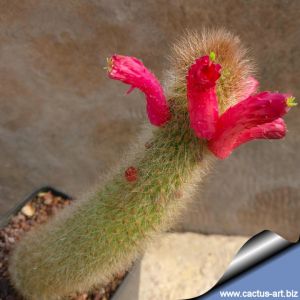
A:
[21,203,35,217]
[113,233,248,300]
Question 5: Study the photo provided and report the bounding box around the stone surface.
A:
[0,0,299,239]
[113,233,248,300]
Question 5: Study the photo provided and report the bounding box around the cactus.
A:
[9,29,294,299]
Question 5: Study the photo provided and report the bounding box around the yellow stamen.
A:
[104,57,113,72]
[209,51,216,61]
[286,96,297,107]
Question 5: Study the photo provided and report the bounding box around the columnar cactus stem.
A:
[9,29,294,299]
[10,112,213,299]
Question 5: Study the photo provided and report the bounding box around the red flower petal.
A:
[233,118,286,150]
[187,55,221,139]
[107,55,170,126]
[208,92,290,159]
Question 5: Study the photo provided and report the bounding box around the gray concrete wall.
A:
[0,0,299,239]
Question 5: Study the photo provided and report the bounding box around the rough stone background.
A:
[0,0,299,239]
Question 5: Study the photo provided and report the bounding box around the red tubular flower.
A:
[234,118,286,148]
[208,92,291,159]
[107,55,170,126]
[187,56,221,139]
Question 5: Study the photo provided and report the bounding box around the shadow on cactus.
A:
[9,29,295,299]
